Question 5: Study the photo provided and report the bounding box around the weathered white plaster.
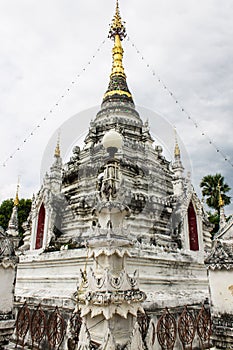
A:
[209,269,233,314]
[0,266,15,313]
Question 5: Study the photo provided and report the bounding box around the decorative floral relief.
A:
[84,268,139,291]
[83,289,146,306]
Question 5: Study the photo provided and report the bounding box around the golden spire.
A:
[109,1,125,35]
[111,29,126,78]
[174,128,181,158]
[217,180,224,208]
[103,0,133,101]
[109,0,126,42]
[54,131,61,158]
[14,179,20,206]
[109,0,126,78]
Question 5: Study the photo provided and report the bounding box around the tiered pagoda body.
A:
[13,2,213,349]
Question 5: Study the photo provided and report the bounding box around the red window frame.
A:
[188,202,199,251]
[35,203,45,249]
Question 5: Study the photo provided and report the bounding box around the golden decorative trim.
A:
[174,143,180,157]
[54,132,61,157]
[174,128,180,158]
[103,1,132,101]
[217,180,224,207]
[14,193,19,206]
[104,90,132,98]
[109,0,126,41]
[219,193,224,207]
[111,34,126,77]
[14,178,20,206]
[111,0,123,32]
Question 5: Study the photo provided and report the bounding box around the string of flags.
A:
[1,34,232,170]
[1,38,107,168]
[127,36,233,169]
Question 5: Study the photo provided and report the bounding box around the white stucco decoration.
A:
[126,321,145,350]
[76,321,91,350]
[102,129,123,150]
[99,327,116,350]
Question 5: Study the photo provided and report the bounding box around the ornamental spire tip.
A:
[217,180,224,208]
[54,131,61,158]
[109,0,126,41]
[14,178,20,207]
[174,128,181,158]
[102,1,133,104]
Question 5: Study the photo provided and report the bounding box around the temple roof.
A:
[205,239,233,270]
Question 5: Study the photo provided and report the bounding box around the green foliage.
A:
[0,199,13,232]
[200,173,231,237]
[207,211,219,236]
[200,173,231,212]
[0,198,32,236]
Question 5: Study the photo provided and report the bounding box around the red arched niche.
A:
[35,203,45,249]
[188,202,199,251]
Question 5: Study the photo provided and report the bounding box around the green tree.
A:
[207,211,220,235]
[200,173,231,213]
[200,173,231,235]
[0,198,32,236]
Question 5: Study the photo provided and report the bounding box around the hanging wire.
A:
[127,36,233,169]
[1,38,107,168]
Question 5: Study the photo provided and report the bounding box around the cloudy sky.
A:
[0,0,232,214]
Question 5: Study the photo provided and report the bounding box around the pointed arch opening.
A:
[35,203,45,249]
[188,202,199,251]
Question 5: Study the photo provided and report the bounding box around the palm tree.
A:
[200,173,231,212]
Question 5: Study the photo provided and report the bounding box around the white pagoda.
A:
[10,2,214,349]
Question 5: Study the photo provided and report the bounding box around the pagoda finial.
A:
[174,128,181,158]
[14,177,20,206]
[102,1,133,104]
[7,177,20,240]
[54,131,61,158]
[217,179,226,229]
[108,0,126,79]
[217,180,224,208]
[109,0,126,41]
